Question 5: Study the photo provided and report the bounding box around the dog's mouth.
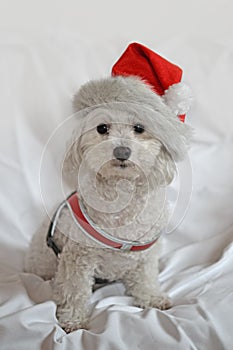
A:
[111,159,133,169]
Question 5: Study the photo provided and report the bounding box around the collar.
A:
[47,192,159,255]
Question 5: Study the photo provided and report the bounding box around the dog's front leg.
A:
[123,253,171,310]
[51,243,95,332]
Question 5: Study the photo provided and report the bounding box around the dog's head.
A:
[63,76,192,191]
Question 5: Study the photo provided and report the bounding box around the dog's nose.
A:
[113,146,131,161]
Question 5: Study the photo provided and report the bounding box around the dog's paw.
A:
[134,294,172,310]
[60,321,89,333]
[150,294,172,310]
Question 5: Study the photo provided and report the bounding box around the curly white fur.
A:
[24,76,191,332]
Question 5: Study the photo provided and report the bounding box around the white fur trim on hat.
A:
[162,82,193,116]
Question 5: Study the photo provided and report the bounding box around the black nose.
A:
[113,146,131,161]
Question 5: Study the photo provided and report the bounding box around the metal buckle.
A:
[120,243,133,251]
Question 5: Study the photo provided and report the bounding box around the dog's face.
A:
[63,77,192,192]
[64,107,176,188]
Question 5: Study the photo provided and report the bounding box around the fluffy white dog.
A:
[25,74,191,332]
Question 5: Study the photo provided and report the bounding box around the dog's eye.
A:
[97,123,109,135]
[134,124,145,134]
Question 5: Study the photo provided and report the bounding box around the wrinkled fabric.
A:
[0,32,233,350]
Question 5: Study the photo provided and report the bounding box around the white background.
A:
[0,0,232,45]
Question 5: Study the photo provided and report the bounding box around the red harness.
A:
[47,192,159,255]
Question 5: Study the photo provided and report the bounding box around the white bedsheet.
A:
[0,32,233,350]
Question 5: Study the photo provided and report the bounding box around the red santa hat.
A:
[112,42,192,122]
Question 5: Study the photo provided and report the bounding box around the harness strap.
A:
[47,192,160,255]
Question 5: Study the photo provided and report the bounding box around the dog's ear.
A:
[152,145,176,186]
[151,113,193,163]
[62,135,82,188]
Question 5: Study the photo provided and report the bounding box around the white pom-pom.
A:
[162,82,193,116]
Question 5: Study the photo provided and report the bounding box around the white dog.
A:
[25,73,192,332]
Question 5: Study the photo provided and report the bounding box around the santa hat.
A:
[112,42,192,122]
